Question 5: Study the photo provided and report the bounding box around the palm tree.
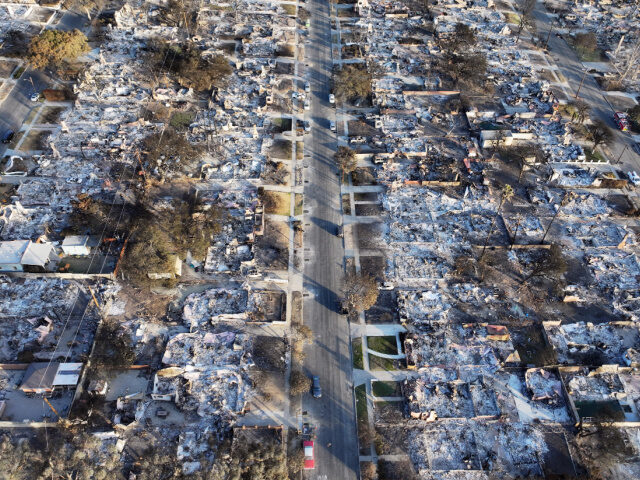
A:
[480,184,514,263]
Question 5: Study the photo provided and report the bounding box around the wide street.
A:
[533,1,640,173]
[0,9,86,157]
[302,0,359,479]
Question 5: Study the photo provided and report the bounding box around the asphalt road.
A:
[0,10,88,157]
[302,0,359,479]
[533,2,640,172]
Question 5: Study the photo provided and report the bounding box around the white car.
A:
[330,120,336,132]
[329,94,335,104]
[627,171,640,186]
[30,92,40,102]
[305,82,310,93]
[378,282,394,290]
[304,99,310,110]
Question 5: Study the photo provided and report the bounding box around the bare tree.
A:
[569,99,591,124]
[586,119,614,150]
[335,146,357,175]
[343,272,379,313]
[515,0,537,43]
[479,184,514,263]
[521,243,567,285]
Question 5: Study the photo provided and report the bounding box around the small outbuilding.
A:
[61,235,93,256]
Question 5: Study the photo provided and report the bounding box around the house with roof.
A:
[0,240,57,272]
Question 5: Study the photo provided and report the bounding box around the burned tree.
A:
[335,146,358,175]
[586,119,614,150]
[343,272,379,313]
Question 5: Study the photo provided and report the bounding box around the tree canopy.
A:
[334,65,372,103]
[343,272,379,313]
[586,119,614,150]
[28,29,90,70]
[148,40,233,91]
[335,146,357,174]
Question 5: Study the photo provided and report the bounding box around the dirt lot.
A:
[255,219,290,270]
[19,130,52,151]
[37,106,67,125]
[352,167,377,186]
[348,120,382,137]
[356,222,385,249]
[0,59,19,78]
[355,203,383,216]
[260,189,292,216]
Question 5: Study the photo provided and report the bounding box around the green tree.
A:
[627,104,640,125]
[123,199,223,287]
[28,29,90,70]
[439,51,487,87]
[443,23,476,53]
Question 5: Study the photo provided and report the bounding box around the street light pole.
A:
[574,70,587,99]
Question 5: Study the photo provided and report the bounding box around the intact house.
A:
[0,240,58,272]
[61,235,96,256]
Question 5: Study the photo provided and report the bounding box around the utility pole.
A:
[543,24,554,50]
[574,70,587,99]
[616,144,628,165]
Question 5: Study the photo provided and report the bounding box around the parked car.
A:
[303,440,315,469]
[632,143,640,155]
[30,92,40,102]
[627,171,640,186]
[329,93,335,104]
[336,225,343,238]
[312,376,322,398]
[304,81,310,93]
[330,120,336,132]
[304,99,310,110]
[304,121,311,132]
[378,282,394,290]
[1,130,14,144]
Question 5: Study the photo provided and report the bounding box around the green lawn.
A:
[584,148,606,163]
[352,338,364,369]
[355,384,367,420]
[368,354,399,371]
[372,381,400,397]
[505,12,520,24]
[366,336,398,355]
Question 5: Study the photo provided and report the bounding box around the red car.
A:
[614,112,629,131]
[303,440,315,470]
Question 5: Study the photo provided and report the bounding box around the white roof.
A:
[0,240,29,264]
[21,242,54,267]
[0,240,54,266]
[62,235,90,247]
[52,363,83,386]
